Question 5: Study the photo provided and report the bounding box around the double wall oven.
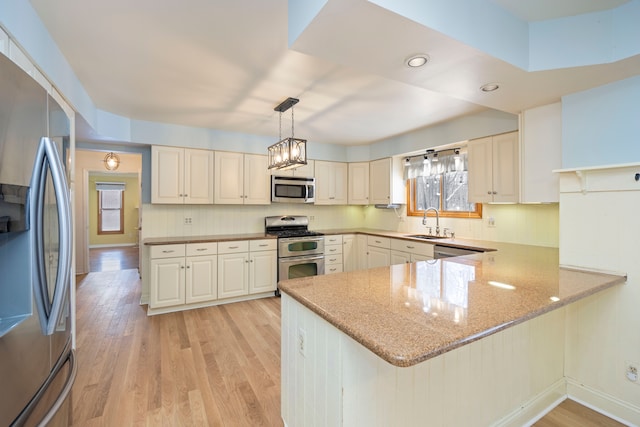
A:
[265,216,324,294]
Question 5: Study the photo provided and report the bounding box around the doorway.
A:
[75,150,143,275]
[87,171,141,272]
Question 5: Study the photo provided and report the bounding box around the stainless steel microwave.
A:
[271,176,315,203]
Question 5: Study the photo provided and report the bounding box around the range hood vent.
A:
[374,204,402,209]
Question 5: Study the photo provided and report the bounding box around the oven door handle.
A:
[280,254,325,263]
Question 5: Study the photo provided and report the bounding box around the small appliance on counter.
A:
[265,215,324,295]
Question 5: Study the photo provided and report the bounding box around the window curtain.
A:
[403,151,467,180]
[95,182,126,191]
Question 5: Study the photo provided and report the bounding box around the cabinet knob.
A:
[487,191,492,195]
[492,191,497,195]
[184,194,188,197]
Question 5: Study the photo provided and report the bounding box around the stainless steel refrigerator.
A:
[0,52,76,426]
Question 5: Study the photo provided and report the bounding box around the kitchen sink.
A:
[405,234,448,240]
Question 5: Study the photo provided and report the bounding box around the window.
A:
[405,149,482,219]
[97,182,125,234]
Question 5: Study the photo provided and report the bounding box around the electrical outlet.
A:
[184,217,192,225]
[625,361,639,383]
[309,216,315,221]
[298,328,307,357]
[488,217,496,228]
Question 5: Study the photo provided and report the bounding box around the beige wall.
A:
[88,174,139,247]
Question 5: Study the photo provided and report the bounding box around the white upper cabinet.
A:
[348,162,370,205]
[152,146,214,204]
[214,152,270,205]
[520,103,562,203]
[369,157,405,205]
[315,161,348,205]
[468,131,519,203]
[271,160,315,178]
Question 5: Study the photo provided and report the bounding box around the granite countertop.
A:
[316,228,498,252]
[278,242,626,367]
[143,233,277,245]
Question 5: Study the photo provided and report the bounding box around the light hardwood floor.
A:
[72,269,282,426]
[71,268,626,426]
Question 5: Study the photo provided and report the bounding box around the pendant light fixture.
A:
[267,97,307,170]
[103,152,120,171]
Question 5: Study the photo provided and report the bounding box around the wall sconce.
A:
[104,152,120,171]
[268,97,307,171]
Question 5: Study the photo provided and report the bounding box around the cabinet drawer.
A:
[367,235,391,249]
[325,254,342,265]
[324,244,343,255]
[325,264,343,275]
[325,235,343,245]
[150,244,186,259]
[391,239,434,257]
[186,242,218,257]
[218,240,249,254]
[250,239,277,252]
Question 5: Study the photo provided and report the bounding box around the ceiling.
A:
[29,0,637,146]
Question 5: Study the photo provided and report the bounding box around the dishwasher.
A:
[433,245,484,259]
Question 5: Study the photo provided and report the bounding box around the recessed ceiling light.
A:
[480,83,500,92]
[406,54,429,68]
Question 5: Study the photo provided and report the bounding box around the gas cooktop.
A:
[264,215,323,239]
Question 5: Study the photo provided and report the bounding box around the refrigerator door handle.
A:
[30,137,72,336]
[36,349,77,427]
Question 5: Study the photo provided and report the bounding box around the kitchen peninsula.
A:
[279,242,626,427]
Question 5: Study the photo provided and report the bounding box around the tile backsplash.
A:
[142,202,559,248]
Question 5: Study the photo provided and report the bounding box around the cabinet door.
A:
[348,162,370,205]
[356,235,368,271]
[184,149,214,204]
[343,235,357,272]
[369,158,391,205]
[314,161,332,205]
[152,146,184,204]
[391,250,411,265]
[467,137,494,203]
[214,151,244,204]
[218,252,249,298]
[150,257,185,308]
[249,250,277,294]
[333,162,348,204]
[492,132,519,203]
[521,104,561,203]
[315,161,347,205]
[367,246,390,269]
[244,154,271,205]
[186,254,217,304]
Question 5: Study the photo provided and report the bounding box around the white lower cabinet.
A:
[218,239,277,299]
[150,242,218,309]
[324,235,344,274]
[249,240,278,294]
[390,239,434,265]
[342,234,357,272]
[367,236,391,269]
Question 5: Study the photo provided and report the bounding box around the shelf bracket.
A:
[575,170,587,194]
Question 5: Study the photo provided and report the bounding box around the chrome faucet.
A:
[422,207,440,236]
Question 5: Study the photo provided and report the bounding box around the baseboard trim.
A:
[493,378,567,427]
[566,379,640,426]
[146,292,277,316]
[89,243,137,248]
